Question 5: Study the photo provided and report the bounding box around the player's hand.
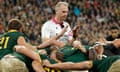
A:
[73,40,82,49]
[43,59,52,67]
[38,50,47,54]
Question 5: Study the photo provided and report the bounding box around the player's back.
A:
[0,30,26,59]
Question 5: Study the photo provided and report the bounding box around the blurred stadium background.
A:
[0,0,120,46]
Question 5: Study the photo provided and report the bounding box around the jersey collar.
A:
[8,29,18,32]
[52,17,63,25]
[52,17,64,28]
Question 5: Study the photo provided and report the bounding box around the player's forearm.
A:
[52,40,66,48]
[52,33,63,40]
[47,61,92,70]
[37,39,65,49]
[37,39,55,49]
[78,46,87,53]
[24,43,37,50]
[52,26,68,40]
[76,44,87,53]
[32,61,46,72]
[14,46,41,63]
[38,27,67,49]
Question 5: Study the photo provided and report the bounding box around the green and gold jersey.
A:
[0,30,34,72]
[0,30,27,59]
[40,54,67,72]
[92,56,120,72]
[60,45,88,63]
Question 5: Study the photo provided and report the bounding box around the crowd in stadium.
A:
[0,0,120,72]
[0,0,119,46]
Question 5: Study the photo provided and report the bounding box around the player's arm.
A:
[44,60,93,70]
[78,46,87,53]
[112,39,120,48]
[42,25,68,42]
[17,36,36,50]
[14,45,46,72]
[73,40,87,53]
[37,39,66,49]
[67,25,74,44]
[14,45,41,63]
[37,26,68,49]
[97,36,113,45]
[17,36,42,63]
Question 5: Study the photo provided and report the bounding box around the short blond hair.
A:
[0,57,28,72]
[55,2,69,11]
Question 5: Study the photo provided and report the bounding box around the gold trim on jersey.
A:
[44,66,62,72]
[8,30,17,32]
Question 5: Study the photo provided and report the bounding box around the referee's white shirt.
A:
[41,18,73,43]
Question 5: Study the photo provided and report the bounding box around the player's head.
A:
[55,2,69,21]
[8,19,23,32]
[109,26,119,38]
[73,40,81,48]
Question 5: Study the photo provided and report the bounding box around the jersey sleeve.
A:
[41,22,51,39]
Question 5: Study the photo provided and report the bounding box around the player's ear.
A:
[55,11,59,14]
[19,27,23,32]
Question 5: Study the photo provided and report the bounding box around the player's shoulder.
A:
[42,20,54,29]
[43,19,53,25]
[63,21,69,24]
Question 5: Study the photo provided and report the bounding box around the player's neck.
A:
[54,16,63,23]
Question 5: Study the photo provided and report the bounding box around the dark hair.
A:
[8,19,23,31]
[110,26,118,30]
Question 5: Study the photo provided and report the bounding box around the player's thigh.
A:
[108,59,120,72]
